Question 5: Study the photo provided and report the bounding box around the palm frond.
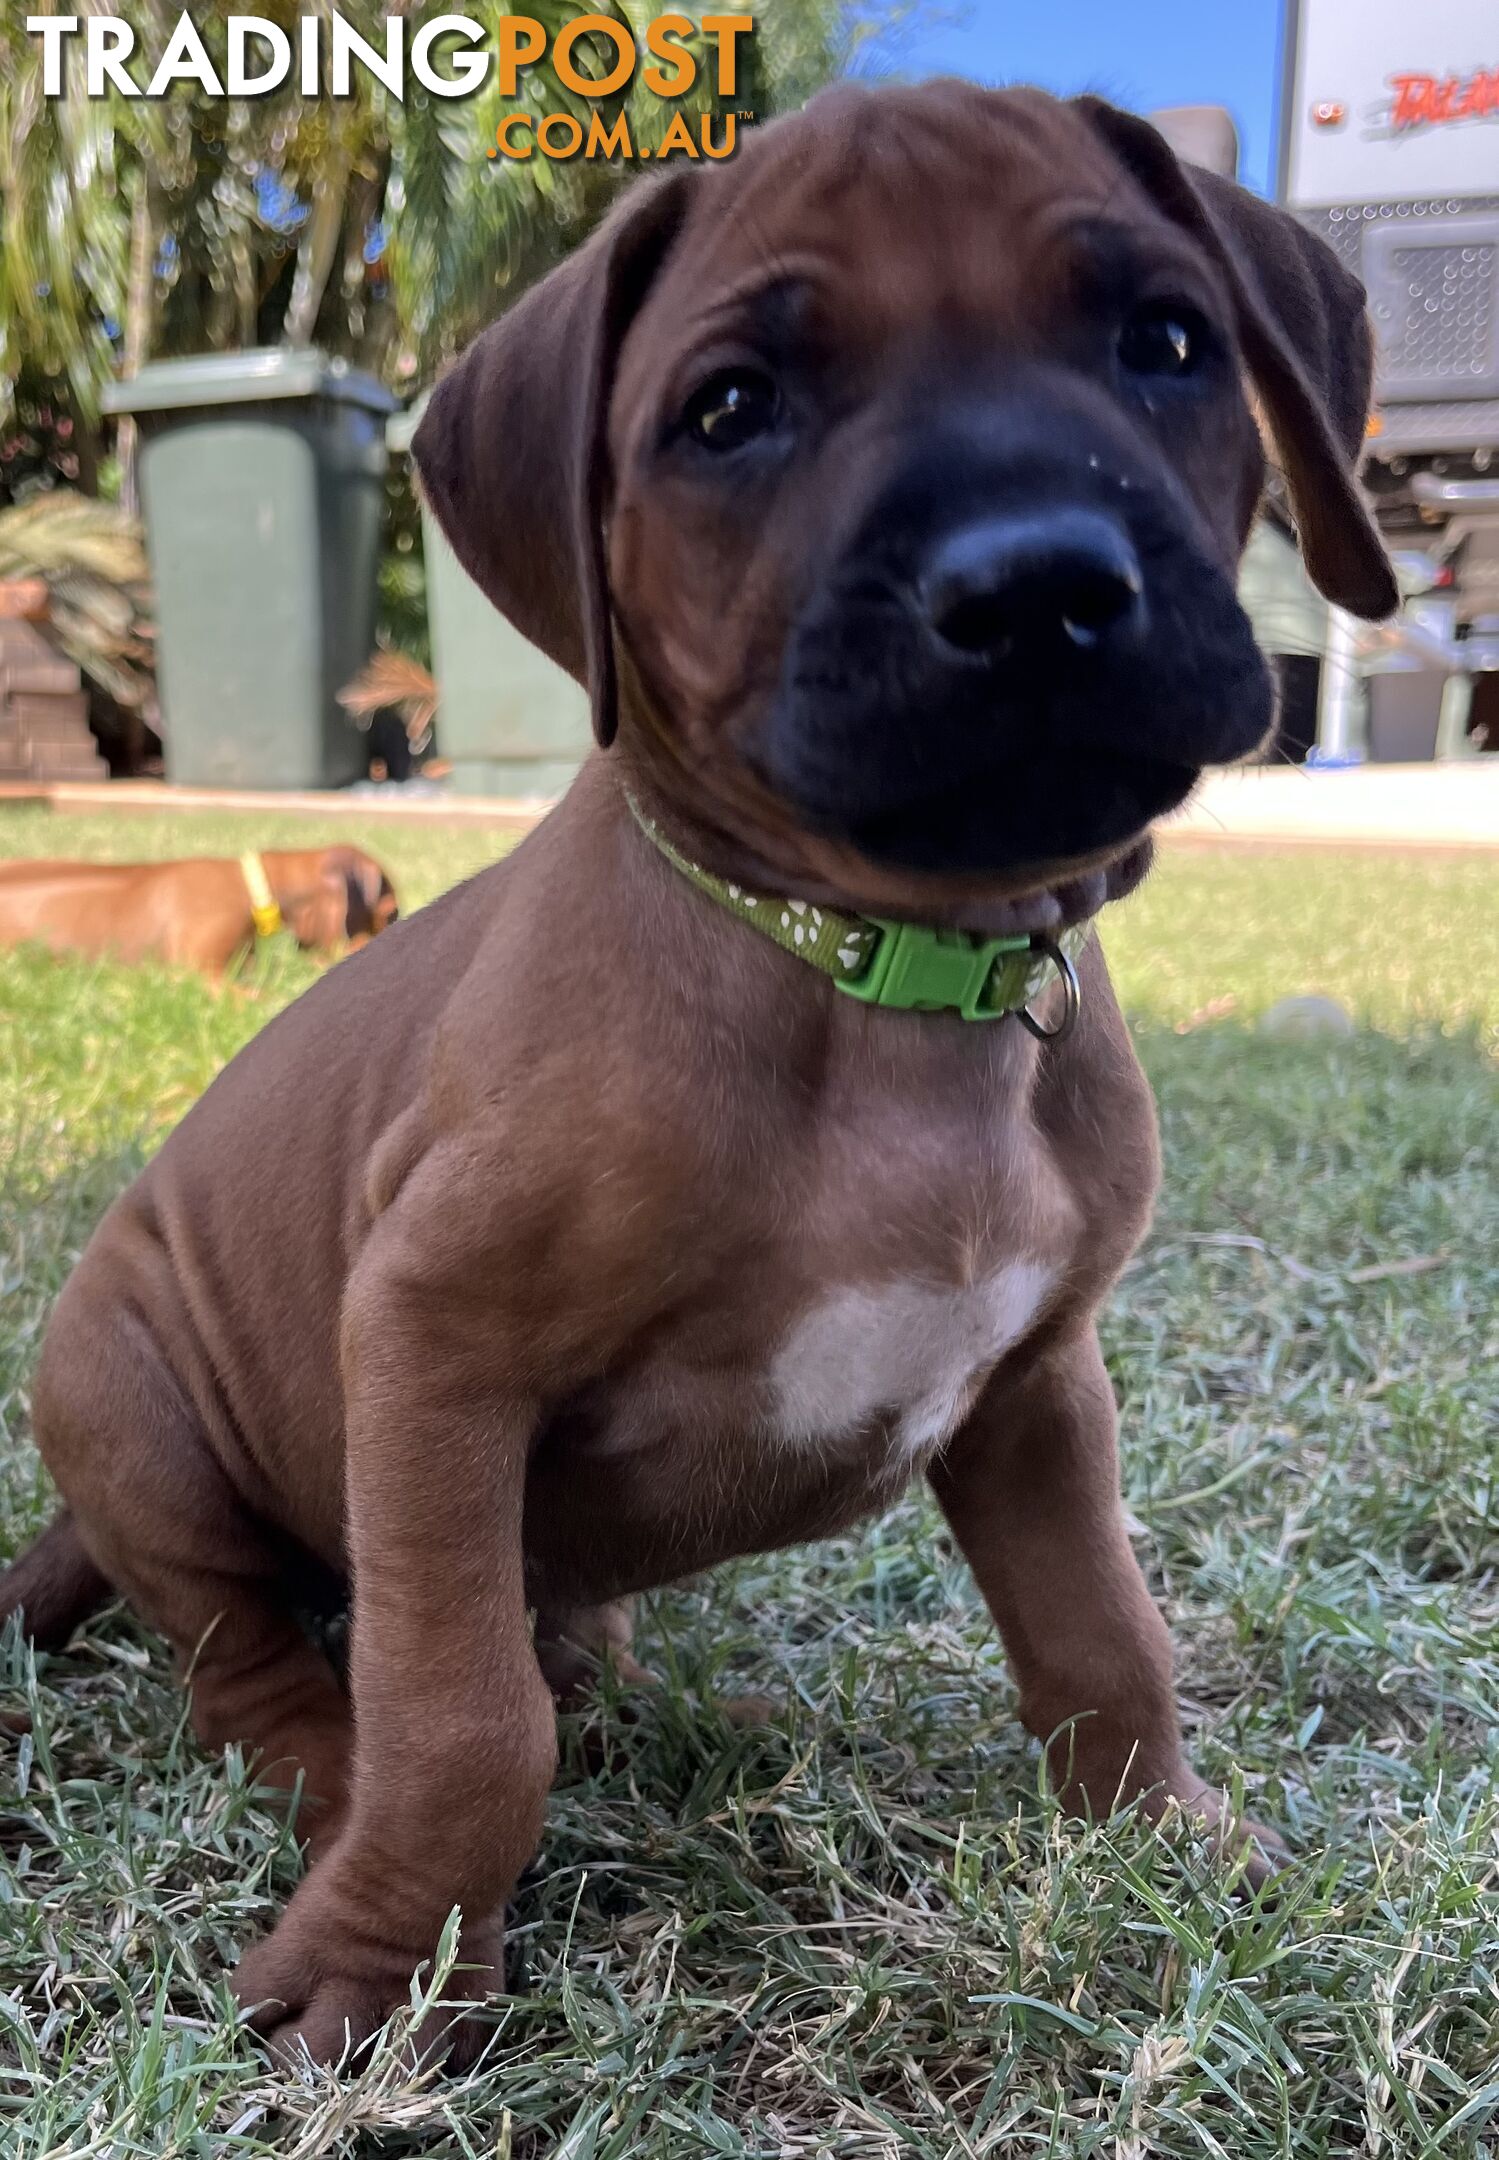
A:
[338,646,438,737]
[0,493,148,583]
[0,489,154,704]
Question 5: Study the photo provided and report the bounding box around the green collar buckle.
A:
[837,916,1084,1035]
[626,790,1088,1035]
[838,917,1031,1019]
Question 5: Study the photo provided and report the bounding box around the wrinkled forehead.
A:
[617,86,1213,404]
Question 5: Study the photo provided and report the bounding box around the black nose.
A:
[920,509,1145,660]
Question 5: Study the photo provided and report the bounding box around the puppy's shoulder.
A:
[1035,931,1160,1262]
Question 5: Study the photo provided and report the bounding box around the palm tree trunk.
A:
[118,172,155,517]
[283,152,350,348]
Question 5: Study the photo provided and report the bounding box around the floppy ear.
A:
[283,875,349,953]
[1074,97,1397,621]
[321,847,395,939]
[413,172,691,748]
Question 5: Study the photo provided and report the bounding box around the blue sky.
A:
[871,0,1286,195]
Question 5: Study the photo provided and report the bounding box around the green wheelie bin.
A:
[104,351,394,789]
[388,395,589,799]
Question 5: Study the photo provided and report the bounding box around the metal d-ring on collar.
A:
[1018,935,1082,1042]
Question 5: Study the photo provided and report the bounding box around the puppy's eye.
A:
[1118,303,1208,377]
[682,368,780,451]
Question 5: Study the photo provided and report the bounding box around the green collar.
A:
[627,794,1088,1031]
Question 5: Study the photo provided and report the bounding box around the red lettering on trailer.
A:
[1388,68,1499,132]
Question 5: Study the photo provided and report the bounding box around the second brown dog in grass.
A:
[0,846,398,976]
[0,84,1395,2067]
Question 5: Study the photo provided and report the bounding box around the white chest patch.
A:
[769,1261,1057,1464]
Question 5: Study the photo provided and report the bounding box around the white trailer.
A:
[1279,0,1499,751]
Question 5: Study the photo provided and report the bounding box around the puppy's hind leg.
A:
[536,1599,775,1732]
[0,1509,112,1650]
[535,1597,652,1704]
[28,1280,353,1857]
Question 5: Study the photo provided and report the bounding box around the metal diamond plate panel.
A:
[1299,201,1499,401]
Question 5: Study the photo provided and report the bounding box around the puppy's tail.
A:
[0,1509,111,1650]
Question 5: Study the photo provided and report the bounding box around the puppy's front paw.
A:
[233,1938,387,2070]
[232,1882,504,2070]
[1163,1777,1290,1892]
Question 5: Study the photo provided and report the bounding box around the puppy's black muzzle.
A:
[921,508,1146,665]
[758,402,1273,877]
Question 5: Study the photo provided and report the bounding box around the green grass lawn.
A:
[1,810,1496,2158]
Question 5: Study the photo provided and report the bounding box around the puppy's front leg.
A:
[233,1246,557,2067]
[931,1326,1283,1882]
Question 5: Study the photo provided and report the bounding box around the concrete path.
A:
[4,762,1497,849]
[0,777,544,828]
[1164,762,1499,850]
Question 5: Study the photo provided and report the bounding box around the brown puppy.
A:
[0,846,398,976]
[0,86,1394,2066]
